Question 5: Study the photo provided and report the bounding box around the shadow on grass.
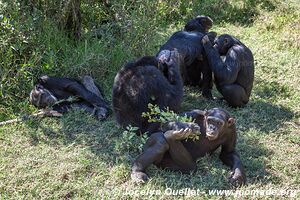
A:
[182,86,295,134]
[254,78,293,101]
[239,100,294,133]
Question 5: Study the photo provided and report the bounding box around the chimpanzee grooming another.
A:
[131,108,246,187]
[29,75,109,120]
[202,34,254,107]
[157,16,216,98]
[113,50,183,134]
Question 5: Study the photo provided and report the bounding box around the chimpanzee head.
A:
[29,84,58,108]
[213,34,236,56]
[205,108,235,140]
[184,15,213,33]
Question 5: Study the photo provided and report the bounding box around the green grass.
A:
[0,0,300,199]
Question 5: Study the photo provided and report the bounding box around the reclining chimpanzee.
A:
[131,108,246,187]
[202,34,254,107]
[30,75,109,120]
[113,50,183,134]
[157,15,216,99]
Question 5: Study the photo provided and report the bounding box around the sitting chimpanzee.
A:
[131,108,246,187]
[113,50,183,134]
[157,16,216,99]
[30,75,109,120]
[202,34,254,107]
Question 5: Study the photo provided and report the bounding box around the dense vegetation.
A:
[0,0,299,199]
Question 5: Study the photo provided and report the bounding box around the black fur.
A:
[113,51,183,134]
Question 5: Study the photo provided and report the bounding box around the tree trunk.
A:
[60,0,81,40]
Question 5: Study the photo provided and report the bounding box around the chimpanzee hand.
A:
[228,168,246,187]
[201,35,211,46]
[157,49,171,64]
[157,50,179,67]
[164,122,200,140]
[131,171,149,184]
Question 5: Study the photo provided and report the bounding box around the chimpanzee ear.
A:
[228,117,235,126]
[224,38,229,45]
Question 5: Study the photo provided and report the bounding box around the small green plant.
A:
[142,103,193,123]
[115,125,147,153]
[142,104,200,140]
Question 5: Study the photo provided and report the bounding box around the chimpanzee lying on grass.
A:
[131,108,246,187]
[29,75,109,120]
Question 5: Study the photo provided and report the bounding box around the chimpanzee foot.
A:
[95,107,108,120]
[131,171,149,183]
[228,168,246,187]
[164,122,200,140]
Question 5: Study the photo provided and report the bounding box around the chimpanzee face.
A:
[205,108,235,141]
[29,84,57,108]
[213,34,233,56]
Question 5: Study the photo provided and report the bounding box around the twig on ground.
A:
[0,110,63,126]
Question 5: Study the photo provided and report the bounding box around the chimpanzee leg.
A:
[200,60,213,99]
[158,130,196,172]
[218,84,249,107]
[132,126,197,182]
[131,132,169,182]
[80,75,104,99]
[79,76,108,119]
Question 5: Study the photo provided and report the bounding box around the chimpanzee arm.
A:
[219,138,246,186]
[131,132,169,182]
[202,41,241,85]
[65,82,108,108]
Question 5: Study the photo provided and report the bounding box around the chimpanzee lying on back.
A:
[131,108,246,187]
[157,16,216,99]
[113,50,183,134]
[202,34,254,107]
[29,75,109,120]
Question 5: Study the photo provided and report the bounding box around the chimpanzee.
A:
[131,108,246,187]
[157,16,216,98]
[112,50,183,134]
[184,15,213,32]
[29,75,109,120]
[202,34,254,107]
